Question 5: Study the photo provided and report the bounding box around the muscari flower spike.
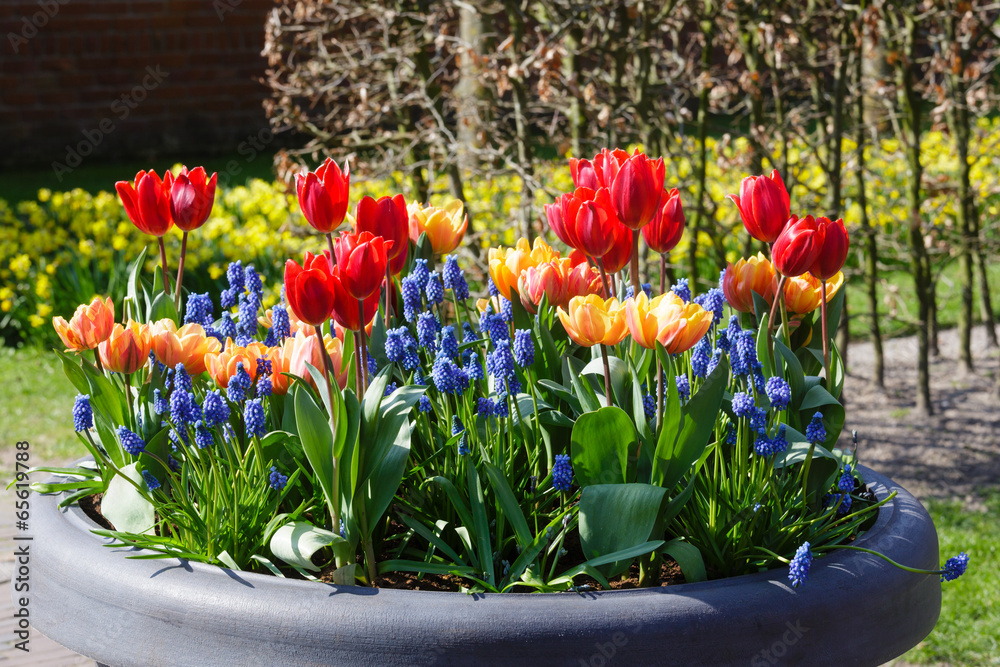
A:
[184,292,214,328]
[245,399,266,439]
[117,426,146,455]
[202,390,229,427]
[416,395,432,414]
[72,394,93,432]
[152,389,169,416]
[269,466,288,491]
[439,325,459,359]
[788,542,812,588]
[384,382,397,397]
[410,259,430,291]
[642,393,656,421]
[765,376,791,411]
[141,469,161,491]
[194,422,213,449]
[941,552,970,582]
[513,329,535,368]
[806,412,826,445]
[676,374,691,401]
[442,255,469,300]
[227,375,245,403]
[417,312,438,350]
[552,454,573,493]
[425,270,444,305]
[671,278,691,304]
[732,392,754,418]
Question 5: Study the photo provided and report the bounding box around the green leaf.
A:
[797,385,845,448]
[101,463,154,535]
[775,340,805,407]
[293,385,336,516]
[466,463,493,585]
[581,355,629,405]
[756,315,774,378]
[269,520,346,572]
[483,462,532,548]
[654,356,729,490]
[579,483,669,577]
[361,418,411,531]
[662,538,707,583]
[564,356,601,413]
[147,289,179,326]
[397,514,467,567]
[570,406,635,487]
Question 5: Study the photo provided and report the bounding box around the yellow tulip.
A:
[53,296,115,352]
[488,237,559,300]
[407,200,469,254]
[625,292,712,353]
[557,294,628,347]
[783,271,844,315]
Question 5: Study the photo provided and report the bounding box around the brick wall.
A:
[0,0,274,170]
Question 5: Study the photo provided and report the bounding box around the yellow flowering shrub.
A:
[4,123,998,345]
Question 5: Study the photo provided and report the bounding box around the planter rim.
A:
[28,463,942,667]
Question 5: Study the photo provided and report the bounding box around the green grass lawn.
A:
[0,346,80,475]
[904,493,1000,666]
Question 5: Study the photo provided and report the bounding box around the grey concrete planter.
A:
[25,465,940,667]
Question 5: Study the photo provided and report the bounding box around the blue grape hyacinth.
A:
[941,552,970,582]
[552,454,573,493]
[72,394,92,431]
[788,542,813,588]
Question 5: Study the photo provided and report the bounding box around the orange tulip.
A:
[98,321,152,374]
[52,296,115,352]
[149,320,221,375]
[782,271,844,315]
[204,339,270,389]
[722,253,777,313]
[488,238,560,300]
[407,200,469,255]
[556,294,628,347]
[519,258,604,313]
[625,292,712,353]
[287,330,350,391]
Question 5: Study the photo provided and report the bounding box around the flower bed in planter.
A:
[31,150,969,665]
[28,465,939,666]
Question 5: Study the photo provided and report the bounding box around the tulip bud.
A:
[170,166,217,232]
[642,188,685,254]
[356,194,408,260]
[809,217,849,280]
[407,200,468,255]
[608,152,666,230]
[727,170,791,244]
[295,158,350,234]
[772,215,823,277]
[116,170,174,237]
[53,296,115,352]
[284,251,338,326]
[722,253,777,313]
[333,231,391,301]
[98,322,152,375]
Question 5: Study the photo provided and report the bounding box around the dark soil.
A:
[79,492,114,530]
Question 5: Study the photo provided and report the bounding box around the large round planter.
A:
[25,465,940,666]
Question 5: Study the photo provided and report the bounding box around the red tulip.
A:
[568,157,599,189]
[809,217,849,280]
[641,188,685,253]
[608,152,665,230]
[772,215,824,277]
[387,240,409,276]
[591,148,632,188]
[169,166,217,232]
[330,266,379,331]
[545,194,579,250]
[116,170,174,237]
[333,231,391,300]
[296,158,350,234]
[549,187,620,258]
[284,251,338,326]
[355,194,408,260]
[727,170,790,244]
[601,222,633,273]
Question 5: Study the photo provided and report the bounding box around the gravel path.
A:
[841,325,1000,506]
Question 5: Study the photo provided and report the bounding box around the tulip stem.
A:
[820,280,831,385]
[357,299,369,393]
[313,323,343,571]
[174,231,188,314]
[384,264,393,328]
[158,237,171,296]
[629,232,641,298]
[93,349,104,375]
[599,343,613,408]
[596,257,611,298]
[325,233,337,265]
[767,275,788,364]
[659,254,666,296]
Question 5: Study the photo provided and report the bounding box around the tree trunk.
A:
[972,204,999,347]
[895,13,932,415]
[690,6,714,290]
[855,20,884,388]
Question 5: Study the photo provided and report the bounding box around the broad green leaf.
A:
[361,418,411,532]
[293,385,336,515]
[570,406,635,487]
[101,463,154,535]
[147,289,179,326]
[564,356,601,413]
[269,520,346,572]
[579,483,668,577]
[775,340,805,408]
[662,538,707,583]
[756,315,773,378]
[483,462,532,548]
[581,355,629,406]
[467,463,493,585]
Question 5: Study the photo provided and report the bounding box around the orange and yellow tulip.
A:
[783,271,844,315]
[98,321,152,374]
[204,339,270,389]
[52,296,115,352]
[407,200,469,255]
[557,294,628,347]
[488,238,560,300]
[149,320,221,375]
[288,330,350,391]
[518,258,604,313]
[722,253,777,313]
[625,292,712,353]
